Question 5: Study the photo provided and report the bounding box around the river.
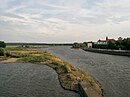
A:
[43,46,130,97]
[0,63,80,97]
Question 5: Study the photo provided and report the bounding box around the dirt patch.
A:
[1,58,17,63]
[10,51,36,54]
[31,54,43,56]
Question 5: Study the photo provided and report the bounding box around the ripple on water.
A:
[0,63,80,97]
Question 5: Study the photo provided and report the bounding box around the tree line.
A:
[93,38,130,50]
[72,42,87,48]
[72,38,130,50]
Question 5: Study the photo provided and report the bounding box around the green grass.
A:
[19,56,48,63]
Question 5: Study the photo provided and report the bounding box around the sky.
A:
[0,0,130,43]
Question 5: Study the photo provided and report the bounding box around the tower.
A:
[106,36,108,40]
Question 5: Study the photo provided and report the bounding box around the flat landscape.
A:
[43,46,130,97]
[1,0,130,97]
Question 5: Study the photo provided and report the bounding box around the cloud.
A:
[0,0,130,42]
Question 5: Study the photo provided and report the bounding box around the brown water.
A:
[43,46,130,97]
[0,63,80,97]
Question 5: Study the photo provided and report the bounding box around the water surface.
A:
[0,62,80,97]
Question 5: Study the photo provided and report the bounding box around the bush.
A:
[72,42,87,48]
[72,42,81,48]
[0,48,13,57]
[0,48,5,56]
[93,44,108,49]
[122,38,130,50]
[0,41,6,48]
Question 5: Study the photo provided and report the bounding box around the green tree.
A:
[80,43,87,48]
[72,42,81,48]
[108,41,117,49]
[122,38,130,50]
[0,41,6,48]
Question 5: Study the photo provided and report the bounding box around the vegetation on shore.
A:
[72,42,87,49]
[93,38,130,50]
[72,38,130,50]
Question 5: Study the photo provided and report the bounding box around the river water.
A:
[0,63,80,97]
[43,46,130,97]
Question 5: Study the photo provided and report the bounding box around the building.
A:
[106,37,116,43]
[95,37,116,45]
[87,42,93,48]
[96,40,107,45]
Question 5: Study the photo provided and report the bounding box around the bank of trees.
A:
[93,38,130,50]
[72,38,130,50]
[122,38,130,50]
[72,42,87,48]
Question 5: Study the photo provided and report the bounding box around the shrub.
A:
[0,41,6,48]
[0,48,5,56]
[72,42,81,48]
[93,44,108,49]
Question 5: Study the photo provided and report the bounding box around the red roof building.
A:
[95,37,116,44]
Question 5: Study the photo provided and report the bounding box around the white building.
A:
[87,42,93,48]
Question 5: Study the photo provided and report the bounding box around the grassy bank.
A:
[0,46,103,97]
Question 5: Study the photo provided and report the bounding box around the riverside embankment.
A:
[83,48,130,57]
[43,46,130,97]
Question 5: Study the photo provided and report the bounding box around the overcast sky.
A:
[0,0,130,43]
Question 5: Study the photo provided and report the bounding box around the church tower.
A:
[106,36,108,40]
